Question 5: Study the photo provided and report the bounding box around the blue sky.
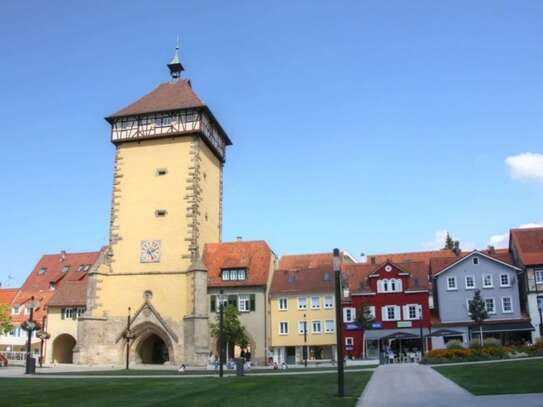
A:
[1,1,542,286]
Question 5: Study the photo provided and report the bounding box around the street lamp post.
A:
[24,296,38,374]
[37,315,50,368]
[303,313,308,368]
[125,307,131,370]
[418,305,424,355]
[219,289,225,378]
[333,248,344,397]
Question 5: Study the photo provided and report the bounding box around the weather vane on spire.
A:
[167,35,184,81]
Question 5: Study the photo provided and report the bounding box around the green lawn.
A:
[0,372,371,407]
[39,365,376,376]
[434,359,543,395]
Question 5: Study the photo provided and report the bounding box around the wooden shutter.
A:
[381,306,387,321]
[210,295,216,312]
[250,294,256,311]
[228,295,237,307]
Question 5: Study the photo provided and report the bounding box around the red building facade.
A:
[341,261,432,360]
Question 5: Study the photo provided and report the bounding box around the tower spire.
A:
[167,36,184,81]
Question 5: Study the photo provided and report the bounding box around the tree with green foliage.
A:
[355,302,375,358]
[443,232,460,252]
[0,304,13,335]
[469,289,489,346]
[210,303,249,353]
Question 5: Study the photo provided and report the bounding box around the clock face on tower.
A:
[140,240,161,263]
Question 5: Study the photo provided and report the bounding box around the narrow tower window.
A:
[155,209,167,217]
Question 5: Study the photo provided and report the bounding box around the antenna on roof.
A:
[167,35,185,81]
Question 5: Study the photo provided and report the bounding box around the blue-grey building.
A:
[431,250,534,348]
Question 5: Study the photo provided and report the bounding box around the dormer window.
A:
[62,265,70,273]
[377,278,402,293]
[38,267,47,275]
[221,268,247,281]
[323,271,331,281]
[50,282,56,290]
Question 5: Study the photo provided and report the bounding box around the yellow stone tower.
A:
[76,42,231,366]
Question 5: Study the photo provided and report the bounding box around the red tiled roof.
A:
[203,241,274,288]
[0,288,18,305]
[430,250,515,275]
[9,250,102,324]
[48,280,88,307]
[10,290,56,324]
[510,227,543,266]
[107,80,204,119]
[344,261,430,294]
[270,266,335,296]
[366,250,459,266]
[20,251,100,292]
[279,253,334,270]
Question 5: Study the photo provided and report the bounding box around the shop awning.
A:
[480,321,535,333]
[364,328,431,340]
[427,329,463,337]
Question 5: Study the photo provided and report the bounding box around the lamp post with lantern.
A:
[219,289,225,378]
[22,296,39,374]
[333,248,344,397]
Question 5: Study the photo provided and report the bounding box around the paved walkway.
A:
[357,364,543,407]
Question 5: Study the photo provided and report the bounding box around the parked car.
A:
[0,354,8,367]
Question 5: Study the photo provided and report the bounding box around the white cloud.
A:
[488,220,543,248]
[505,153,543,184]
[422,230,449,250]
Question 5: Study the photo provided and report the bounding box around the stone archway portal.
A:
[137,333,169,364]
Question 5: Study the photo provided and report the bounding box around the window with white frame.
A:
[278,297,288,311]
[311,296,320,309]
[501,296,513,313]
[483,274,493,288]
[500,274,510,287]
[345,337,354,346]
[11,305,20,315]
[24,307,31,315]
[298,320,307,334]
[238,295,250,312]
[466,299,473,316]
[279,321,289,335]
[447,276,457,290]
[221,268,247,281]
[465,275,475,289]
[377,278,402,293]
[343,307,355,323]
[484,298,496,314]
[404,304,419,320]
[325,320,335,333]
[473,257,479,265]
[536,270,543,283]
[298,297,307,310]
[324,295,334,309]
[382,305,400,321]
[312,320,322,334]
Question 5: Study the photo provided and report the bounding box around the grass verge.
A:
[0,371,372,407]
[433,359,543,395]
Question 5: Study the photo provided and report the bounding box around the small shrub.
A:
[446,340,464,350]
[469,338,481,348]
[484,338,501,348]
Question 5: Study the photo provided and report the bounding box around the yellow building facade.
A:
[269,267,337,365]
[76,46,231,366]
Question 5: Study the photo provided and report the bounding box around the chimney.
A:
[487,245,496,254]
[236,236,243,241]
[370,256,376,265]
[60,250,66,261]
